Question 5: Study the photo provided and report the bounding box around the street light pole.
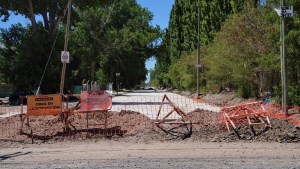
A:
[280,0,288,114]
[196,4,200,98]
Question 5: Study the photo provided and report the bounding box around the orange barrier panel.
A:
[220,102,271,133]
[80,91,112,112]
[27,94,62,116]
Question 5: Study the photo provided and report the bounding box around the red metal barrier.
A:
[155,94,187,124]
[16,91,113,139]
[220,102,271,133]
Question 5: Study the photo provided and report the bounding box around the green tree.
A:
[72,0,160,88]
[0,0,109,93]
[0,0,108,38]
[0,24,65,92]
[0,0,159,92]
[153,0,236,90]
[204,8,278,98]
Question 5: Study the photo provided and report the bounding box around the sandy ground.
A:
[1,91,300,169]
[0,141,299,169]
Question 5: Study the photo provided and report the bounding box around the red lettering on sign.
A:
[80,90,112,112]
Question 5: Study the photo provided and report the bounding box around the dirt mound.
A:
[183,109,222,125]
[0,111,155,144]
[1,109,300,147]
[202,92,256,106]
[159,109,300,143]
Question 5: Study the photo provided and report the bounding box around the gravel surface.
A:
[0,141,299,169]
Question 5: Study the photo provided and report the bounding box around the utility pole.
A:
[60,0,72,94]
[280,0,288,114]
[196,4,200,98]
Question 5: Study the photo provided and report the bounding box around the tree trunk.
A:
[27,0,37,32]
[41,12,50,32]
[91,61,95,80]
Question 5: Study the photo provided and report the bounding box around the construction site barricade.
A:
[79,90,112,112]
[27,94,63,116]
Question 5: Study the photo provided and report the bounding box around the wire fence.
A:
[0,93,299,143]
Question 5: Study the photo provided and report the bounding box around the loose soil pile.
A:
[202,92,256,107]
[1,108,300,148]
[1,89,299,147]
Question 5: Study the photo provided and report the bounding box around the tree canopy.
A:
[71,0,160,88]
[0,0,109,37]
[152,0,300,105]
[0,0,160,93]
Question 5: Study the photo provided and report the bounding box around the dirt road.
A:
[1,141,299,169]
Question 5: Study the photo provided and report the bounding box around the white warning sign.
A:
[61,51,70,63]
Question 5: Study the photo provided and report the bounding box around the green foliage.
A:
[153,0,240,90]
[167,0,234,64]
[167,51,197,90]
[204,8,278,98]
[0,0,160,92]
[288,84,300,105]
[0,0,111,93]
[71,0,160,88]
[0,24,64,93]
[154,0,300,104]
[0,0,107,36]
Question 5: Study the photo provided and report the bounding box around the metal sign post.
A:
[60,0,72,94]
[196,5,201,99]
[281,4,293,114]
[274,2,294,114]
[116,73,120,95]
[280,3,288,114]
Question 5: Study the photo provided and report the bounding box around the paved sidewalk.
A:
[111,90,221,119]
[0,90,221,120]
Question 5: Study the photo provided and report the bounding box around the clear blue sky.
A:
[137,0,174,82]
[0,0,175,81]
[137,0,174,29]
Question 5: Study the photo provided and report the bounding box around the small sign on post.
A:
[274,6,294,18]
[61,51,70,63]
[195,64,202,68]
[282,6,293,18]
